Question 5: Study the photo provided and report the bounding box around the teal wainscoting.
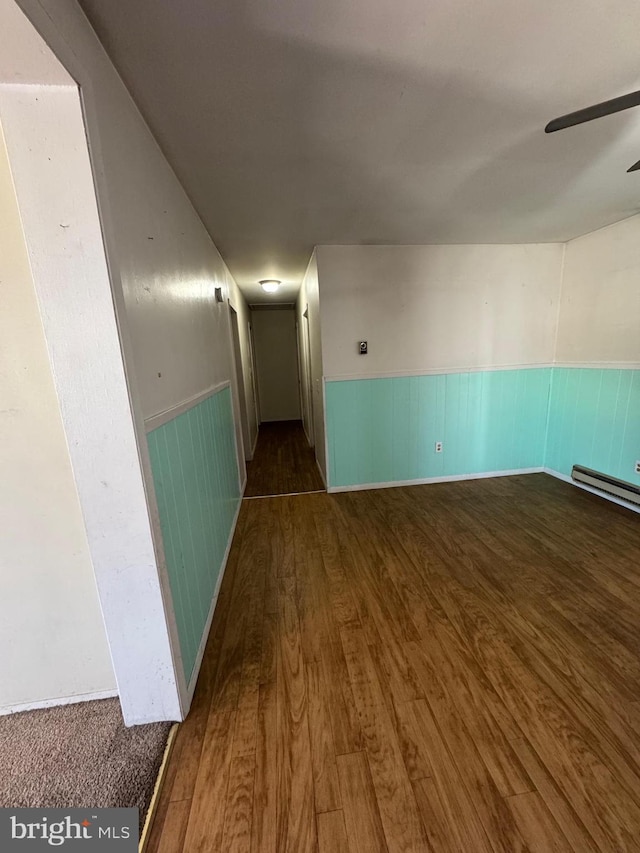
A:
[546,368,640,485]
[147,384,240,684]
[325,368,551,489]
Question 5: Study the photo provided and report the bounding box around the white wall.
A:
[1,3,183,724]
[252,309,301,422]
[6,0,256,721]
[0,82,183,724]
[317,244,565,378]
[0,120,116,712]
[557,215,640,365]
[12,0,256,442]
[100,127,240,424]
[297,252,327,481]
[296,300,313,445]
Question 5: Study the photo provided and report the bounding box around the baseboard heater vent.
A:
[571,465,640,506]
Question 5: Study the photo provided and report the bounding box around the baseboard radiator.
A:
[572,465,640,506]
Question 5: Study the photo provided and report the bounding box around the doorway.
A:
[301,306,315,447]
[229,304,251,461]
[248,318,260,428]
[244,305,324,497]
[251,306,301,423]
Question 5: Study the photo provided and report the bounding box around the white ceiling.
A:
[79,0,640,302]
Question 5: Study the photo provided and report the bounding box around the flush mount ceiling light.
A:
[259,279,281,294]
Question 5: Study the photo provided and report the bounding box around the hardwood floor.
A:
[147,474,640,852]
[244,421,325,497]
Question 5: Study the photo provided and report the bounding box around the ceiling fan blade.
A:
[545,90,640,133]
[627,159,640,173]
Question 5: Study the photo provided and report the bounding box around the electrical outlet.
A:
[435,441,443,453]
[635,460,640,474]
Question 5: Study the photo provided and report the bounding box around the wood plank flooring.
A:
[244,420,325,497]
[147,473,640,852]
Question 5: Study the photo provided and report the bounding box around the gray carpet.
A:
[0,699,171,828]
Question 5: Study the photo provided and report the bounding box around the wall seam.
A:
[543,240,567,468]
[552,240,567,366]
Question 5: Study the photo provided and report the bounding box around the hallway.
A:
[245,420,325,497]
[147,474,640,852]
[4,3,640,845]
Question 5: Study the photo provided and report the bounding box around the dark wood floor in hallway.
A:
[148,474,640,852]
[244,420,325,497]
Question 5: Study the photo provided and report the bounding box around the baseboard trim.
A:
[185,494,243,705]
[543,468,640,515]
[250,428,259,460]
[327,467,544,494]
[316,458,327,488]
[139,723,179,853]
[244,489,325,500]
[0,688,119,717]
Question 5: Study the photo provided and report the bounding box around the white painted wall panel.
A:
[5,0,257,720]
[317,244,564,379]
[296,302,313,445]
[13,0,257,436]
[0,122,116,711]
[229,278,259,459]
[0,85,182,724]
[297,252,326,481]
[557,215,640,365]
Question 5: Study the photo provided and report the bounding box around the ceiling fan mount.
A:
[545,89,640,173]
